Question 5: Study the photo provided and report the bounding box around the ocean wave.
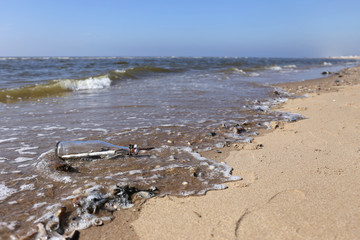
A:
[124,65,181,75]
[323,62,332,66]
[220,67,246,74]
[0,75,111,103]
[283,64,297,68]
[249,72,260,77]
[268,65,283,71]
[0,66,183,103]
[109,65,183,81]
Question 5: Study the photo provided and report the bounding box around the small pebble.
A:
[209,165,215,170]
[207,132,216,137]
[182,181,188,185]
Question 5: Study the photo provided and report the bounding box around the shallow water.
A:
[0,57,357,237]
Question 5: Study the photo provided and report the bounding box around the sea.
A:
[0,56,358,238]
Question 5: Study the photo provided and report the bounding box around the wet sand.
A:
[80,66,360,239]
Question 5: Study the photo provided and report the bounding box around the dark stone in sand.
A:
[50,157,79,173]
[207,132,217,137]
[274,90,281,96]
[321,71,332,75]
[256,144,264,149]
[56,163,79,173]
[233,125,245,134]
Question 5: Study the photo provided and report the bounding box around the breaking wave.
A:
[0,66,181,103]
[0,75,111,103]
[268,65,283,71]
[59,75,111,91]
[220,67,247,74]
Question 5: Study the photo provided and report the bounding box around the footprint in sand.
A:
[233,172,258,188]
[235,189,308,239]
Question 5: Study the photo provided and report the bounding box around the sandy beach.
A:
[80,66,360,240]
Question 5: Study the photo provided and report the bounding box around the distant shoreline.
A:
[327,55,360,59]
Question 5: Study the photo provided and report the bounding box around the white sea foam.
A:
[18,164,31,168]
[45,203,61,210]
[33,202,47,209]
[34,211,53,224]
[215,142,225,148]
[26,215,36,222]
[11,174,38,182]
[253,105,270,112]
[129,170,143,175]
[280,112,304,122]
[60,75,112,91]
[0,221,19,231]
[284,64,297,68]
[37,192,45,197]
[14,157,33,163]
[263,122,271,130]
[61,195,78,201]
[15,145,38,155]
[268,66,283,71]
[233,68,246,74]
[249,72,260,77]
[0,137,18,143]
[0,183,17,201]
[241,137,254,143]
[149,164,181,172]
[35,149,72,183]
[43,126,66,131]
[66,127,108,134]
[20,183,35,191]
[323,62,332,66]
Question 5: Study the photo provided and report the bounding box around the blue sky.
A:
[0,0,359,57]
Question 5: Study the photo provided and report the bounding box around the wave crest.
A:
[60,75,111,91]
[220,67,246,74]
[0,75,112,103]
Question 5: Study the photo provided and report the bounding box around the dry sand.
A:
[81,66,360,240]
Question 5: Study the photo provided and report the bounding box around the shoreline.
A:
[80,66,360,239]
